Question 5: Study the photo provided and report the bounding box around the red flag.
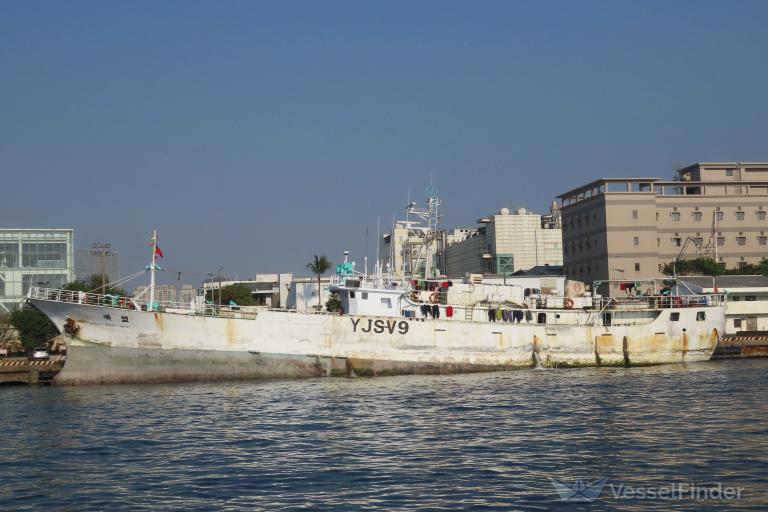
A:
[155,246,164,258]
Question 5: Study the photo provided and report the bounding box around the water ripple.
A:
[1,360,768,510]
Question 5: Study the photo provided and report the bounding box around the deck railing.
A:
[27,287,258,319]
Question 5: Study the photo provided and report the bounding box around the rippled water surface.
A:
[2,360,768,510]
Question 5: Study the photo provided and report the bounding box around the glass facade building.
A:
[0,229,74,313]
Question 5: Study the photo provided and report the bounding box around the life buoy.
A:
[429,292,439,304]
[572,282,584,294]
[563,298,575,309]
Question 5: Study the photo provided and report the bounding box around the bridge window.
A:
[380,298,392,308]
[696,311,706,321]
[670,312,680,321]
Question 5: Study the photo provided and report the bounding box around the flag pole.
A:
[149,229,157,311]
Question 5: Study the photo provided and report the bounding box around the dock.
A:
[713,332,768,359]
[0,356,65,384]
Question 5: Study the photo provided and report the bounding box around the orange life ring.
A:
[563,298,575,309]
[429,292,439,304]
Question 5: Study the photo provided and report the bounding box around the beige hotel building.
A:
[557,162,768,293]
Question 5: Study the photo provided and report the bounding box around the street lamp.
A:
[91,242,112,293]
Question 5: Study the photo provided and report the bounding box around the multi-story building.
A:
[441,205,563,277]
[74,244,121,282]
[558,162,768,292]
[178,284,198,305]
[0,229,74,313]
[132,284,177,306]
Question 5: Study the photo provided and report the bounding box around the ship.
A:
[27,197,726,385]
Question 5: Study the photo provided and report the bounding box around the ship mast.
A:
[149,229,157,311]
[407,185,443,280]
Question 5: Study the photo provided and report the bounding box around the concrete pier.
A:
[0,356,65,384]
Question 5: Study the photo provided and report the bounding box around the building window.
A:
[632,210,638,219]
[694,237,703,246]
[672,237,682,247]
[759,236,767,246]
[738,261,749,269]
[657,238,661,247]
[0,243,19,268]
[736,211,745,220]
[746,296,757,301]
[634,263,640,271]
[759,211,766,220]
[715,211,724,221]
[737,236,746,246]
[717,237,725,246]
[633,237,639,246]
[734,319,742,328]
[656,212,659,221]
[726,169,734,176]
[693,211,702,221]
[22,243,68,269]
[671,212,681,221]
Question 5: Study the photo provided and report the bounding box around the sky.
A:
[2,0,767,285]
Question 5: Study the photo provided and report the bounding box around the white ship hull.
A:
[30,296,724,385]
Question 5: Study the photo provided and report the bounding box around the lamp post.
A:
[218,267,223,306]
[91,242,112,293]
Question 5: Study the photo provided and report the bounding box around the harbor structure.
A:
[132,284,177,307]
[558,162,768,293]
[74,243,120,283]
[0,228,74,313]
[441,205,563,278]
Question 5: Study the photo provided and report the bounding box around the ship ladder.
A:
[464,307,474,321]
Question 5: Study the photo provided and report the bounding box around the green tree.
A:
[9,306,58,350]
[662,258,725,276]
[64,274,127,296]
[326,292,342,313]
[218,284,255,306]
[306,254,331,311]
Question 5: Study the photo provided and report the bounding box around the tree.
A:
[64,274,127,297]
[306,254,331,311]
[662,258,725,276]
[326,292,342,313]
[217,284,255,306]
[9,306,58,350]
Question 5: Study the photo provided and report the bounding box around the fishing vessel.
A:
[27,199,726,385]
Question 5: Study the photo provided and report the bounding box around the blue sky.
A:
[2,0,767,284]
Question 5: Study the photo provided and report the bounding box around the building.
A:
[286,276,333,312]
[74,244,121,282]
[0,229,74,313]
[441,205,563,278]
[203,274,293,308]
[678,275,768,333]
[132,284,177,306]
[178,284,198,305]
[558,162,768,292]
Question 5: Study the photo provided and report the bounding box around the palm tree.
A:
[306,255,331,311]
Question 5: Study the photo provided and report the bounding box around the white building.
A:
[442,205,563,277]
[0,229,74,313]
[287,277,333,312]
[679,275,768,333]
